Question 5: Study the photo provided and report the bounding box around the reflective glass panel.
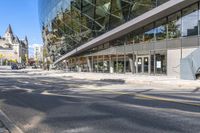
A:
[182,4,198,37]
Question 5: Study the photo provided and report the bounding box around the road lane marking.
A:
[0,110,24,133]
[84,88,200,107]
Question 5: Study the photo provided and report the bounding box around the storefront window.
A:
[155,51,167,74]
[182,4,198,37]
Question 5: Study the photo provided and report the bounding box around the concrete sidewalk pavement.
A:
[27,70,200,90]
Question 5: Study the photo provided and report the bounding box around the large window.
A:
[130,0,157,19]
[157,0,169,6]
[182,4,198,37]
[133,31,144,44]
[168,12,182,39]
[155,18,167,41]
[144,24,155,42]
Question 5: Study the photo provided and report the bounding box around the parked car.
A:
[11,63,18,70]
[17,63,26,69]
[32,64,38,69]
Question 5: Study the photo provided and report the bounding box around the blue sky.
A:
[0,0,43,57]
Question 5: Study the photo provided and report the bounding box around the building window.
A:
[144,24,155,42]
[157,0,169,6]
[155,18,167,41]
[155,51,167,74]
[133,33,144,44]
[182,4,198,37]
[168,12,181,39]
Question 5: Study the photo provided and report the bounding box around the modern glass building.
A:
[38,0,200,78]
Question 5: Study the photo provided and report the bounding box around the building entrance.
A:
[137,56,150,74]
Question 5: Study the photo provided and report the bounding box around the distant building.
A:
[33,45,43,62]
[0,25,29,65]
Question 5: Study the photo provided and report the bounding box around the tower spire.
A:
[4,24,14,43]
[5,24,13,34]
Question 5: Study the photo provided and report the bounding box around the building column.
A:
[132,53,136,74]
[148,54,151,75]
[97,56,99,73]
[116,54,118,73]
[77,57,81,72]
[66,61,69,72]
[91,56,94,72]
[103,55,105,73]
[128,55,134,73]
[109,55,114,73]
[154,52,156,75]
[136,53,138,73]
[124,54,126,73]
[87,57,92,72]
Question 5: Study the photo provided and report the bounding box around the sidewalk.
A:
[27,70,200,89]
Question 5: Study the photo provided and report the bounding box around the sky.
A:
[0,0,43,57]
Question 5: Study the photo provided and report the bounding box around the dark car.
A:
[11,64,18,70]
[32,64,38,69]
[17,63,26,69]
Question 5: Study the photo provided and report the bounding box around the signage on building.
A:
[157,61,161,68]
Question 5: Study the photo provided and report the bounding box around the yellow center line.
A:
[87,88,200,107]
[32,80,200,107]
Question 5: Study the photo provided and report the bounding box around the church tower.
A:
[4,24,14,44]
[24,36,29,46]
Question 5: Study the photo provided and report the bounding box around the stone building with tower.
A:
[0,25,29,65]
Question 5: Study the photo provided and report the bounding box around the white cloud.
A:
[29,43,42,49]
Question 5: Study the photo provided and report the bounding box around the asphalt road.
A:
[0,69,200,133]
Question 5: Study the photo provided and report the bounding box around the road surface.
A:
[0,69,199,133]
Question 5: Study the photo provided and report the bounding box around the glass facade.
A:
[39,1,200,75]
[38,0,169,61]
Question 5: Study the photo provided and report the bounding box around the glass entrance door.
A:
[137,56,149,74]
[137,57,142,73]
[143,57,149,73]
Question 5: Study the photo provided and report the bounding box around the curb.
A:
[0,110,23,133]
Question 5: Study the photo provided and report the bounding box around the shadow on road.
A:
[0,70,199,133]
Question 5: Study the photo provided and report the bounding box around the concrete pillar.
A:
[109,56,114,73]
[128,56,134,73]
[124,54,126,73]
[116,54,118,73]
[103,55,105,73]
[91,56,94,72]
[132,54,136,74]
[66,62,69,72]
[78,57,82,72]
[87,57,92,72]
[97,56,99,73]
[77,66,82,72]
